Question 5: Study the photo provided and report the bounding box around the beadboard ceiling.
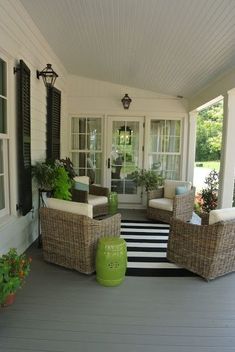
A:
[20,0,235,98]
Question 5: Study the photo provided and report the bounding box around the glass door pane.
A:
[111,119,143,202]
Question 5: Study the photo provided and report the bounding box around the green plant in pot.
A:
[32,161,56,191]
[196,169,219,224]
[132,168,164,192]
[0,248,31,306]
[32,160,73,200]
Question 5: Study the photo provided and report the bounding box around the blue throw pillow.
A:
[175,186,187,195]
[74,182,89,192]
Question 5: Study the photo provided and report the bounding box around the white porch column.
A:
[218,89,235,208]
[187,110,197,183]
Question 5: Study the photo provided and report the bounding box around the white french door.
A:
[107,116,144,204]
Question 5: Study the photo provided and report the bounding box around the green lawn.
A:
[195,161,220,171]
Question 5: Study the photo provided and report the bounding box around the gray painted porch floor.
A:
[1,210,235,351]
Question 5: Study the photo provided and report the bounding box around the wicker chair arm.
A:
[90,184,109,197]
[71,189,88,203]
[95,213,121,237]
[147,187,164,201]
[169,218,235,253]
[172,186,195,217]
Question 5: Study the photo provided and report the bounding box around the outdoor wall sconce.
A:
[36,64,58,88]
[118,125,132,145]
[121,94,132,109]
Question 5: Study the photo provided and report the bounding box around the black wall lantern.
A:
[36,64,58,88]
[118,125,132,145]
[121,93,132,109]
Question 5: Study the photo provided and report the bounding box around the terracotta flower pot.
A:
[200,212,210,225]
[1,293,16,307]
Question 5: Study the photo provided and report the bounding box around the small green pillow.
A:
[175,186,187,195]
[74,182,89,192]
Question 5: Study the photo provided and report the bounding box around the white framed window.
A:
[71,116,103,184]
[0,56,9,218]
[149,119,182,180]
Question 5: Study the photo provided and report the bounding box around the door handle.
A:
[107,158,110,168]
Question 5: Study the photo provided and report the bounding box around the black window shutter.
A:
[47,87,61,161]
[16,60,32,216]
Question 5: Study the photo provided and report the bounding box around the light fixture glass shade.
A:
[118,125,132,145]
[37,64,58,88]
[121,94,132,109]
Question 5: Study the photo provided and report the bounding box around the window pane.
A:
[166,120,181,136]
[149,154,165,173]
[95,169,101,184]
[79,134,86,149]
[124,179,137,194]
[71,134,79,149]
[78,168,86,176]
[112,180,123,194]
[0,98,7,133]
[151,120,165,135]
[71,117,103,182]
[79,118,86,133]
[149,119,181,180]
[0,58,6,97]
[87,133,101,150]
[0,140,3,173]
[89,153,102,169]
[165,136,180,152]
[87,118,101,134]
[71,117,79,133]
[150,135,164,152]
[0,176,5,210]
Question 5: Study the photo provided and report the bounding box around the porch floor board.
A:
[1,211,235,351]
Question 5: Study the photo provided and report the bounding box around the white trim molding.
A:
[218,89,235,208]
[187,110,197,184]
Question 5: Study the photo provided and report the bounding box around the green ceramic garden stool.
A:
[96,237,127,287]
[108,192,118,215]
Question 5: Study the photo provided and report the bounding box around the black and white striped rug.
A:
[121,220,193,277]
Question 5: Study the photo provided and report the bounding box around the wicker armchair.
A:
[71,184,109,217]
[40,207,121,274]
[167,217,235,280]
[147,184,196,223]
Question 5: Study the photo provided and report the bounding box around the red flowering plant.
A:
[0,248,32,305]
[195,169,219,214]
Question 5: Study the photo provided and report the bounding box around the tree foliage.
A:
[195,101,223,161]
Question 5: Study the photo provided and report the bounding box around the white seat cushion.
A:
[88,195,108,206]
[164,180,192,199]
[209,208,235,225]
[149,198,173,211]
[47,198,93,218]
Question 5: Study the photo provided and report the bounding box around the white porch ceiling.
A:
[20,0,235,98]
